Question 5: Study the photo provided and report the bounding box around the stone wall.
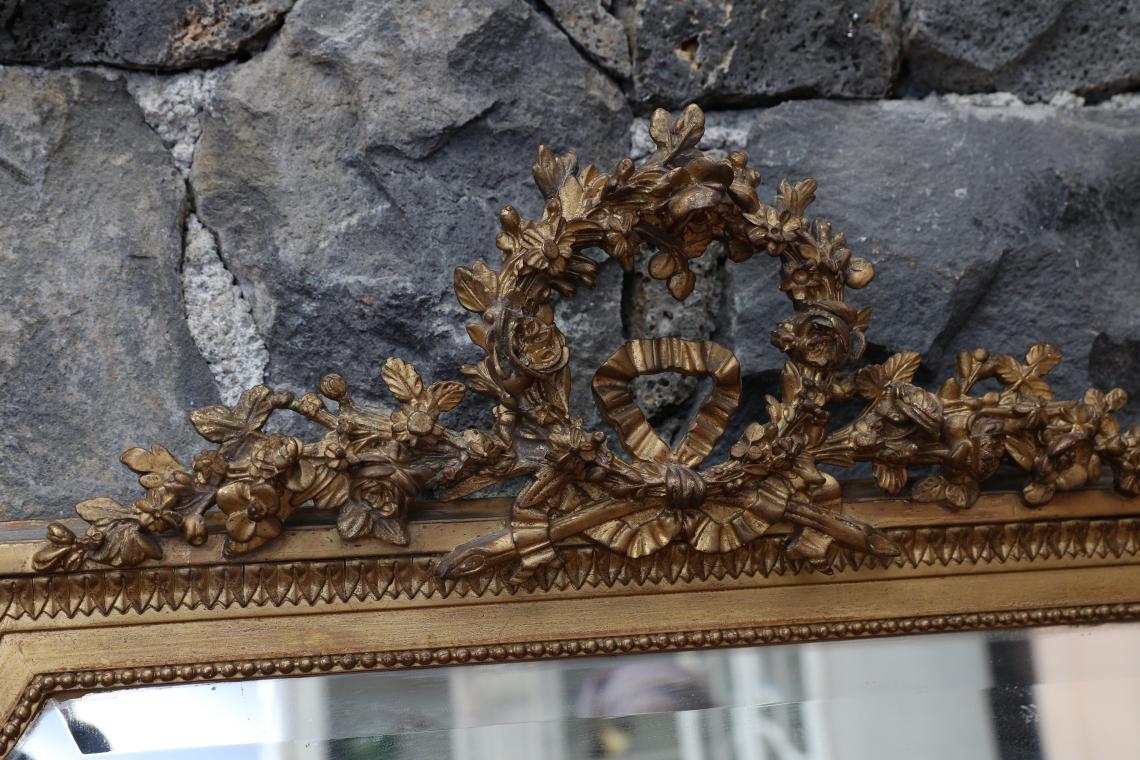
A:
[1,0,1138,519]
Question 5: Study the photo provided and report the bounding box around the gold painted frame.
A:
[3,488,1140,756]
[2,105,1139,756]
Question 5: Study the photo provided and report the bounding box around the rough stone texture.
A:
[1090,332,1140,409]
[181,214,268,404]
[0,69,218,520]
[545,0,631,80]
[190,0,632,433]
[627,248,724,443]
[128,71,218,177]
[0,0,294,70]
[3,1,1140,522]
[904,0,1140,101]
[716,97,1140,420]
[624,0,901,109]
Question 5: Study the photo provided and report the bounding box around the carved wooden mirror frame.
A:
[2,105,1138,757]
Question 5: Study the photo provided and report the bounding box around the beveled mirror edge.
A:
[3,487,1140,758]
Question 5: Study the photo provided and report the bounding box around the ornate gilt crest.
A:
[35,105,1140,581]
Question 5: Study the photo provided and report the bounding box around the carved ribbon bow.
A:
[438,338,896,581]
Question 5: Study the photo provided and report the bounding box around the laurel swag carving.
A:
[36,105,1140,580]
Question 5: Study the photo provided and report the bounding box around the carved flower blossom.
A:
[217,480,287,544]
[781,258,822,301]
[1113,425,1140,496]
[777,230,866,302]
[192,449,228,486]
[1024,400,1103,505]
[390,400,442,448]
[516,217,574,275]
[744,205,801,253]
[729,422,804,477]
[547,420,607,470]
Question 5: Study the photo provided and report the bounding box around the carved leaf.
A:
[1004,434,1039,470]
[648,108,672,148]
[765,394,785,425]
[454,261,499,314]
[428,381,466,413]
[466,322,490,351]
[856,352,921,400]
[558,175,591,219]
[121,444,183,489]
[993,351,1056,400]
[673,104,705,150]
[381,357,423,402]
[191,385,287,444]
[776,178,817,216]
[780,362,804,403]
[955,350,979,384]
[76,497,136,526]
[882,352,922,385]
[1025,343,1062,376]
[1021,376,1053,398]
[532,145,578,200]
[337,500,374,541]
[873,463,908,495]
[1023,481,1055,506]
[33,543,77,572]
[911,475,946,503]
[85,521,162,568]
[460,361,500,398]
[649,104,705,156]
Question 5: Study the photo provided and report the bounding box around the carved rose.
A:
[247,434,303,480]
[772,301,866,370]
[355,477,405,518]
[508,315,570,377]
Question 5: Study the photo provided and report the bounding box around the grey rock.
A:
[0,68,218,520]
[190,0,632,435]
[627,246,724,444]
[714,98,1140,420]
[545,0,631,80]
[626,0,901,109]
[904,0,1140,101]
[1090,332,1140,414]
[0,0,293,69]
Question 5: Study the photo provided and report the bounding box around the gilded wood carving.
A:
[34,105,1140,582]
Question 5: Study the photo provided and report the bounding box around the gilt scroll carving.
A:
[35,105,1140,581]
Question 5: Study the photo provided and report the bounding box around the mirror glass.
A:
[14,624,1137,759]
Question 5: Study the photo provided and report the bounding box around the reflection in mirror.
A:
[13,625,1138,759]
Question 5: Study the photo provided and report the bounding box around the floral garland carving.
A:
[35,105,1140,580]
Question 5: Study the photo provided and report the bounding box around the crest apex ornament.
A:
[35,104,1140,580]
